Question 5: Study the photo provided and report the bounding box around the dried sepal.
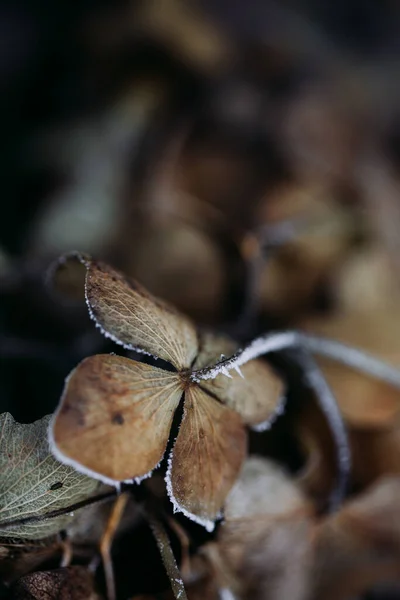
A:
[166,385,247,531]
[224,457,310,521]
[50,355,184,484]
[195,332,284,428]
[313,476,400,600]
[83,257,198,369]
[207,457,313,600]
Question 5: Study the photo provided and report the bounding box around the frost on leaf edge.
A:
[47,367,163,490]
[164,445,218,533]
[48,413,160,489]
[250,392,287,432]
[49,250,161,361]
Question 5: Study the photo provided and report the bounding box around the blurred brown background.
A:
[3,3,400,597]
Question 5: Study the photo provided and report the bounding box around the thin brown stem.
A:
[99,492,129,600]
[147,510,188,600]
[59,537,73,568]
[166,516,191,580]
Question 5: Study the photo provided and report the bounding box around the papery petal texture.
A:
[195,332,284,427]
[51,355,183,484]
[167,385,247,529]
[83,257,199,369]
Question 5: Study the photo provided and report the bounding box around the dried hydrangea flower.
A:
[49,255,284,530]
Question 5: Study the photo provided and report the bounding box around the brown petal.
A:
[195,332,284,428]
[314,477,400,600]
[207,458,313,600]
[81,255,198,369]
[224,457,311,521]
[50,355,183,484]
[166,385,247,530]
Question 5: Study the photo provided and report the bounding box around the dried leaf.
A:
[0,413,103,540]
[322,358,400,429]
[50,355,184,484]
[300,310,400,430]
[167,385,247,530]
[297,245,400,493]
[207,457,313,600]
[12,566,100,600]
[296,396,400,495]
[83,257,198,369]
[223,457,310,521]
[195,332,284,428]
[313,477,400,600]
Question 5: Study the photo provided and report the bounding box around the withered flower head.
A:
[49,254,284,530]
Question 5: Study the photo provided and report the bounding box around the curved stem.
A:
[191,330,400,511]
[297,333,400,388]
[191,331,400,389]
[191,331,296,381]
[100,493,129,600]
[292,349,350,510]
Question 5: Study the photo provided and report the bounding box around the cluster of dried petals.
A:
[49,254,284,530]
